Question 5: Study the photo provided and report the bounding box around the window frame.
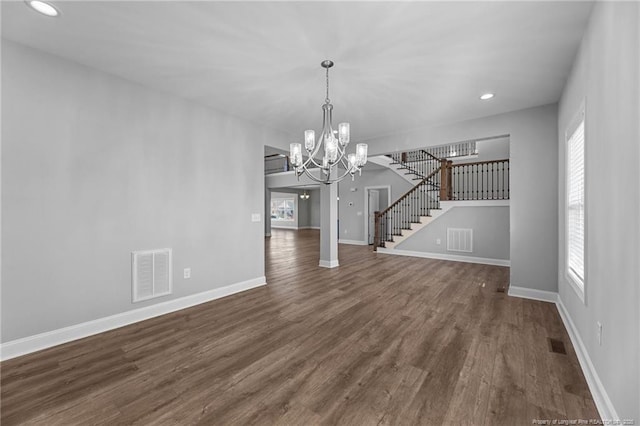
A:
[270,197,296,222]
[565,103,586,303]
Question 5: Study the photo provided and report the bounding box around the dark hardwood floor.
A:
[1,229,598,425]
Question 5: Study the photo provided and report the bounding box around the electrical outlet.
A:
[597,321,602,345]
[436,238,441,245]
[184,268,191,279]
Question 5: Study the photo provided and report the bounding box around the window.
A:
[270,198,295,221]
[566,111,585,296]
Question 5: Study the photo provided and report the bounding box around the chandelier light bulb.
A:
[304,130,315,151]
[338,123,350,146]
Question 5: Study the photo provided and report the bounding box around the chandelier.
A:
[300,191,310,200]
[290,60,368,184]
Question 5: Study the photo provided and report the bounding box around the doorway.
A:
[364,186,391,245]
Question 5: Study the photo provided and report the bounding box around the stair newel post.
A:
[440,159,453,201]
[374,211,380,250]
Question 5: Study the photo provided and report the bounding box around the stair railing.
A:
[425,140,477,160]
[265,154,290,175]
[374,167,441,249]
[388,149,441,180]
[443,158,510,200]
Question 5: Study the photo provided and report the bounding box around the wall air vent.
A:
[447,228,473,253]
[131,248,172,302]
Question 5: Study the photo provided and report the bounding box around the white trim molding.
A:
[338,239,368,246]
[377,247,510,267]
[271,225,298,230]
[0,276,267,361]
[318,259,339,268]
[440,199,510,208]
[507,285,558,303]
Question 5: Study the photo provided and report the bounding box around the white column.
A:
[319,181,339,268]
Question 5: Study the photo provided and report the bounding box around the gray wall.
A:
[337,168,412,243]
[396,206,510,261]
[473,137,509,163]
[557,2,639,419]
[1,41,287,342]
[364,103,558,293]
[308,189,320,228]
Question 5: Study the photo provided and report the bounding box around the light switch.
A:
[251,213,261,222]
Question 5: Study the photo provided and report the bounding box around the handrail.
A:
[449,158,509,167]
[377,167,441,217]
[422,150,441,162]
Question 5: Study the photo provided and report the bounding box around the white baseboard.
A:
[319,259,339,268]
[507,285,558,303]
[376,248,510,267]
[556,296,619,421]
[271,225,298,230]
[299,226,320,230]
[0,276,267,361]
[338,239,368,246]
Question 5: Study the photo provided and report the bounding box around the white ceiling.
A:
[2,1,593,141]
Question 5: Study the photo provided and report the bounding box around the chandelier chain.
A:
[325,67,330,104]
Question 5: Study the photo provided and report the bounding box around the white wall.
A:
[1,41,287,343]
[557,2,640,419]
[364,103,558,293]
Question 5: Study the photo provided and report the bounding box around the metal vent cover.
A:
[131,248,172,302]
[447,228,473,253]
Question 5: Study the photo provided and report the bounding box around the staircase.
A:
[373,145,510,251]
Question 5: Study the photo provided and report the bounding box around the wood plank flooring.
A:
[1,229,599,425]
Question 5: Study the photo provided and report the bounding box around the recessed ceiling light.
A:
[480,93,495,101]
[26,0,59,17]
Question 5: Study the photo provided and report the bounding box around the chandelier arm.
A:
[303,154,323,169]
[339,156,350,169]
[318,165,358,184]
[302,166,326,184]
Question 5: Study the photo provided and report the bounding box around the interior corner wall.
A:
[1,40,287,343]
[364,103,558,294]
[557,1,640,419]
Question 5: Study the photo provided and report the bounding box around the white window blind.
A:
[567,119,585,290]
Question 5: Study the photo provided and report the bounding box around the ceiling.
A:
[2,1,593,142]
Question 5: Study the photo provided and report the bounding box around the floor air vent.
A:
[132,248,172,302]
[548,338,567,355]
